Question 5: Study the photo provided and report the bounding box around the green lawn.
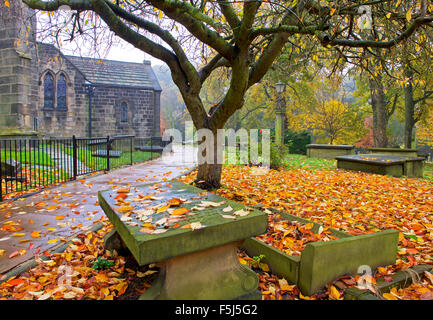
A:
[283,153,433,182]
[283,154,336,170]
[423,162,433,181]
[1,150,56,167]
[62,147,157,170]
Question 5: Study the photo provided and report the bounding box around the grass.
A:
[282,153,433,182]
[62,147,157,170]
[283,154,336,170]
[1,150,56,167]
[423,162,433,181]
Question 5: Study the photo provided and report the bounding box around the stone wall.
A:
[0,1,39,135]
[90,85,155,138]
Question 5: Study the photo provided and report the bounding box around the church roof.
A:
[65,55,161,91]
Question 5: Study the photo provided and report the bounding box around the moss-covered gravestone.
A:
[98,180,267,300]
[336,154,424,178]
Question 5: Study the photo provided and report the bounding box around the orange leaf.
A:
[116,188,130,194]
[114,194,128,201]
[171,208,189,216]
[168,198,182,206]
[6,278,24,287]
[30,231,41,238]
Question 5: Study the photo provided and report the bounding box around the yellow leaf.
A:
[299,293,312,300]
[118,206,133,213]
[5,1,10,7]
[406,8,412,21]
[13,233,25,237]
[329,285,341,300]
[0,249,5,256]
[305,223,314,230]
[141,223,155,229]
[47,238,59,244]
[158,10,163,19]
[383,293,398,300]
[156,206,169,214]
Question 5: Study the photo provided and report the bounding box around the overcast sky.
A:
[104,41,162,66]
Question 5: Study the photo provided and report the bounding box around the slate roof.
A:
[65,55,161,90]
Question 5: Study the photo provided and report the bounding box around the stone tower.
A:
[0,1,39,136]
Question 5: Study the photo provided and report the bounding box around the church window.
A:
[121,102,128,122]
[57,74,67,109]
[44,73,54,108]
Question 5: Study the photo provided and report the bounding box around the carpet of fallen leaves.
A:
[382,272,433,300]
[0,223,126,300]
[2,163,433,300]
[256,213,338,256]
[179,165,433,300]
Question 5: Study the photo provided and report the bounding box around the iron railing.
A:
[0,135,169,201]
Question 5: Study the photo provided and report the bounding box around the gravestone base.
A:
[140,241,260,300]
[104,229,132,256]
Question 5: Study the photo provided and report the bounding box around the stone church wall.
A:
[36,43,88,138]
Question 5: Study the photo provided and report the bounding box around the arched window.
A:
[57,74,67,109]
[43,73,54,108]
[120,102,128,122]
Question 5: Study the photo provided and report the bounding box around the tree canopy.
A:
[19,0,433,187]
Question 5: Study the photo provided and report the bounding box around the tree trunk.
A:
[195,129,223,190]
[369,78,389,148]
[404,71,415,149]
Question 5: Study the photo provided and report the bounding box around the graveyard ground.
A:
[1,155,433,300]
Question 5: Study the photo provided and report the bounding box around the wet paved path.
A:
[0,145,196,274]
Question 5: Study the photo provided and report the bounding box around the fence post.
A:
[130,136,133,166]
[106,136,110,171]
[72,135,78,180]
[150,137,153,161]
[0,141,3,202]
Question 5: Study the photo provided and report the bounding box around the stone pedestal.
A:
[140,241,260,300]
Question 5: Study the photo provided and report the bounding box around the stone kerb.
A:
[242,209,399,296]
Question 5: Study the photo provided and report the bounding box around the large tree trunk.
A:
[369,78,389,147]
[195,130,223,190]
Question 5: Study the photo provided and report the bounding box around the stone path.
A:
[46,148,89,175]
[0,145,196,275]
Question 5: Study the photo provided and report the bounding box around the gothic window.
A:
[43,73,54,108]
[57,74,67,109]
[120,102,128,122]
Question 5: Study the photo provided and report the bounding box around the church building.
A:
[0,1,161,138]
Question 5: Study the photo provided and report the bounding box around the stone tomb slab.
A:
[98,180,268,300]
[335,154,424,177]
[306,144,354,159]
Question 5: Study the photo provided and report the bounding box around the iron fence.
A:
[0,135,168,201]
